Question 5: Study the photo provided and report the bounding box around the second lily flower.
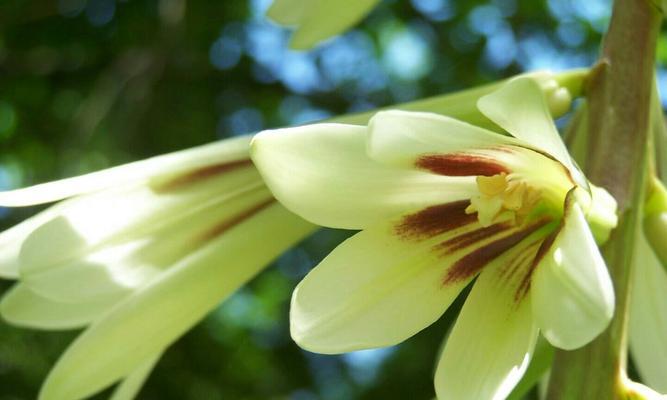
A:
[251,77,619,399]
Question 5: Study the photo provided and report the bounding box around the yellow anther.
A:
[468,173,542,227]
[502,181,526,211]
[476,173,508,196]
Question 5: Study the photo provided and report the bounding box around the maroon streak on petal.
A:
[415,153,509,177]
[498,239,541,283]
[514,226,561,302]
[196,198,275,245]
[437,222,512,254]
[153,159,254,191]
[443,218,551,285]
[395,201,477,240]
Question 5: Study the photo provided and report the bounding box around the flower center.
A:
[465,172,542,227]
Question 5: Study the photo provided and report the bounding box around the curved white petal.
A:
[38,203,314,400]
[292,223,467,354]
[435,242,539,400]
[531,199,614,350]
[291,203,547,354]
[251,123,477,229]
[477,77,585,186]
[367,110,519,168]
[109,352,161,400]
[0,284,114,330]
[0,135,251,207]
[20,184,272,304]
[629,233,667,393]
[279,0,381,50]
[18,165,261,282]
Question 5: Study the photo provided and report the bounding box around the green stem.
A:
[546,1,662,399]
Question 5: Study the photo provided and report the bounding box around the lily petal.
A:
[266,0,307,25]
[435,240,540,400]
[291,202,548,354]
[20,184,272,304]
[530,195,614,350]
[477,77,585,186]
[0,209,58,278]
[38,203,313,400]
[629,233,667,393]
[0,135,251,207]
[109,352,161,400]
[367,110,519,169]
[251,123,477,229]
[0,284,113,330]
[18,165,261,290]
[272,0,381,50]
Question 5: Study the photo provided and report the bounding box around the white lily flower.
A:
[0,135,315,400]
[251,77,618,399]
[267,0,381,50]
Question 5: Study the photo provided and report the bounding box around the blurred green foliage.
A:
[0,0,633,399]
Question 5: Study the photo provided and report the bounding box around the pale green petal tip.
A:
[268,0,382,50]
[110,353,162,400]
[288,31,321,51]
[643,177,667,271]
[645,176,667,216]
[585,183,619,244]
[266,0,305,26]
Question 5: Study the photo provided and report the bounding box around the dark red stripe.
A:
[437,222,512,254]
[514,226,560,302]
[498,239,541,282]
[443,218,550,285]
[154,159,253,191]
[196,198,275,244]
[395,201,477,240]
[415,153,509,177]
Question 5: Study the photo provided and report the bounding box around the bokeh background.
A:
[0,0,652,399]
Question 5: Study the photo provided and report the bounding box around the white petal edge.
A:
[0,135,251,207]
[290,216,483,354]
[629,232,667,393]
[435,244,539,400]
[477,77,585,186]
[367,110,520,168]
[251,123,477,230]
[109,352,162,400]
[531,197,614,350]
[38,203,314,400]
[0,284,114,330]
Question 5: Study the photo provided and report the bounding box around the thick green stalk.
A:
[547,1,662,399]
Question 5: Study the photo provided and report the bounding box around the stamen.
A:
[477,173,508,196]
[467,173,543,227]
